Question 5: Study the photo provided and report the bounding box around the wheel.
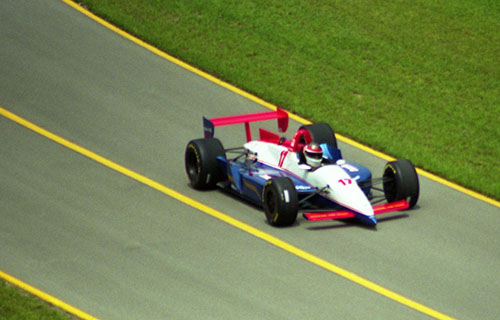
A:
[262,177,298,226]
[185,138,226,190]
[383,159,420,208]
[299,123,337,148]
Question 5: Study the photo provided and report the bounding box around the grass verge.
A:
[0,280,74,320]
[75,0,499,199]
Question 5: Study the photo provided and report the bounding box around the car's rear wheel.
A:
[185,138,226,190]
[299,123,337,148]
[383,159,419,208]
[262,177,298,226]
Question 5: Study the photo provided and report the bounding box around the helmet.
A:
[303,143,323,168]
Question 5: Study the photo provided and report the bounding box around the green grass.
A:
[77,0,499,199]
[0,280,74,320]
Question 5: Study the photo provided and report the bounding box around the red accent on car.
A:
[303,210,355,221]
[258,128,281,144]
[303,199,409,221]
[207,108,289,142]
[289,129,312,152]
[373,199,409,214]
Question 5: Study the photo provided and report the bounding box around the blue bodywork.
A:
[217,143,372,211]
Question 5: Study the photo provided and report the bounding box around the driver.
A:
[303,143,323,169]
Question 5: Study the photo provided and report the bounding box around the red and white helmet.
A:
[303,143,323,168]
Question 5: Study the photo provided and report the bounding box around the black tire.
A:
[383,159,420,208]
[299,123,337,148]
[185,138,226,190]
[262,177,298,226]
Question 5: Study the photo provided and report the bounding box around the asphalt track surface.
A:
[1,1,500,319]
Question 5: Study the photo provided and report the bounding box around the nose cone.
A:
[369,215,377,225]
[316,167,374,214]
[358,214,377,226]
[309,165,376,226]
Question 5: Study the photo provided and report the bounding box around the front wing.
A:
[303,199,409,221]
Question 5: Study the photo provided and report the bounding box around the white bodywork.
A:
[245,141,374,218]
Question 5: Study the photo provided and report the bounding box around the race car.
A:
[185,108,419,227]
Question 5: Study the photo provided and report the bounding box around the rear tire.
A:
[299,123,337,148]
[383,159,419,208]
[185,138,226,190]
[262,177,298,227]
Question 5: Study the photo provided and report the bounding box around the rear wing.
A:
[203,108,289,142]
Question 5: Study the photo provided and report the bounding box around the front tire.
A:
[383,159,419,208]
[185,138,226,190]
[262,177,298,226]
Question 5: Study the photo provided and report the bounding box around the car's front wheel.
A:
[383,159,419,208]
[262,177,298,226]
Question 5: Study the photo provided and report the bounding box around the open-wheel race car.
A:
[185,108,419,227]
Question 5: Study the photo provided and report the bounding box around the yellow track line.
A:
[1,105,455,319]
[0,270,98,320]
[61,0,499,209]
